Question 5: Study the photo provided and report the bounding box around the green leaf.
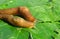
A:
[0,20,29,39]
[0,0,60,39]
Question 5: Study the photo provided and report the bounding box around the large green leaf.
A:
[0,0,60,39]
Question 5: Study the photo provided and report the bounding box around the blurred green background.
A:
[0,0,60,39]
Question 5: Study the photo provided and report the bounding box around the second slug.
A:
[0,14,35,28]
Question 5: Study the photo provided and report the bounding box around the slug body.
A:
[18,7,35,22]
[0,7,36,28]
[0,14,34,28]
[0,8,18,15]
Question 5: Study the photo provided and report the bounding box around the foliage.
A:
[0,0,60,39]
